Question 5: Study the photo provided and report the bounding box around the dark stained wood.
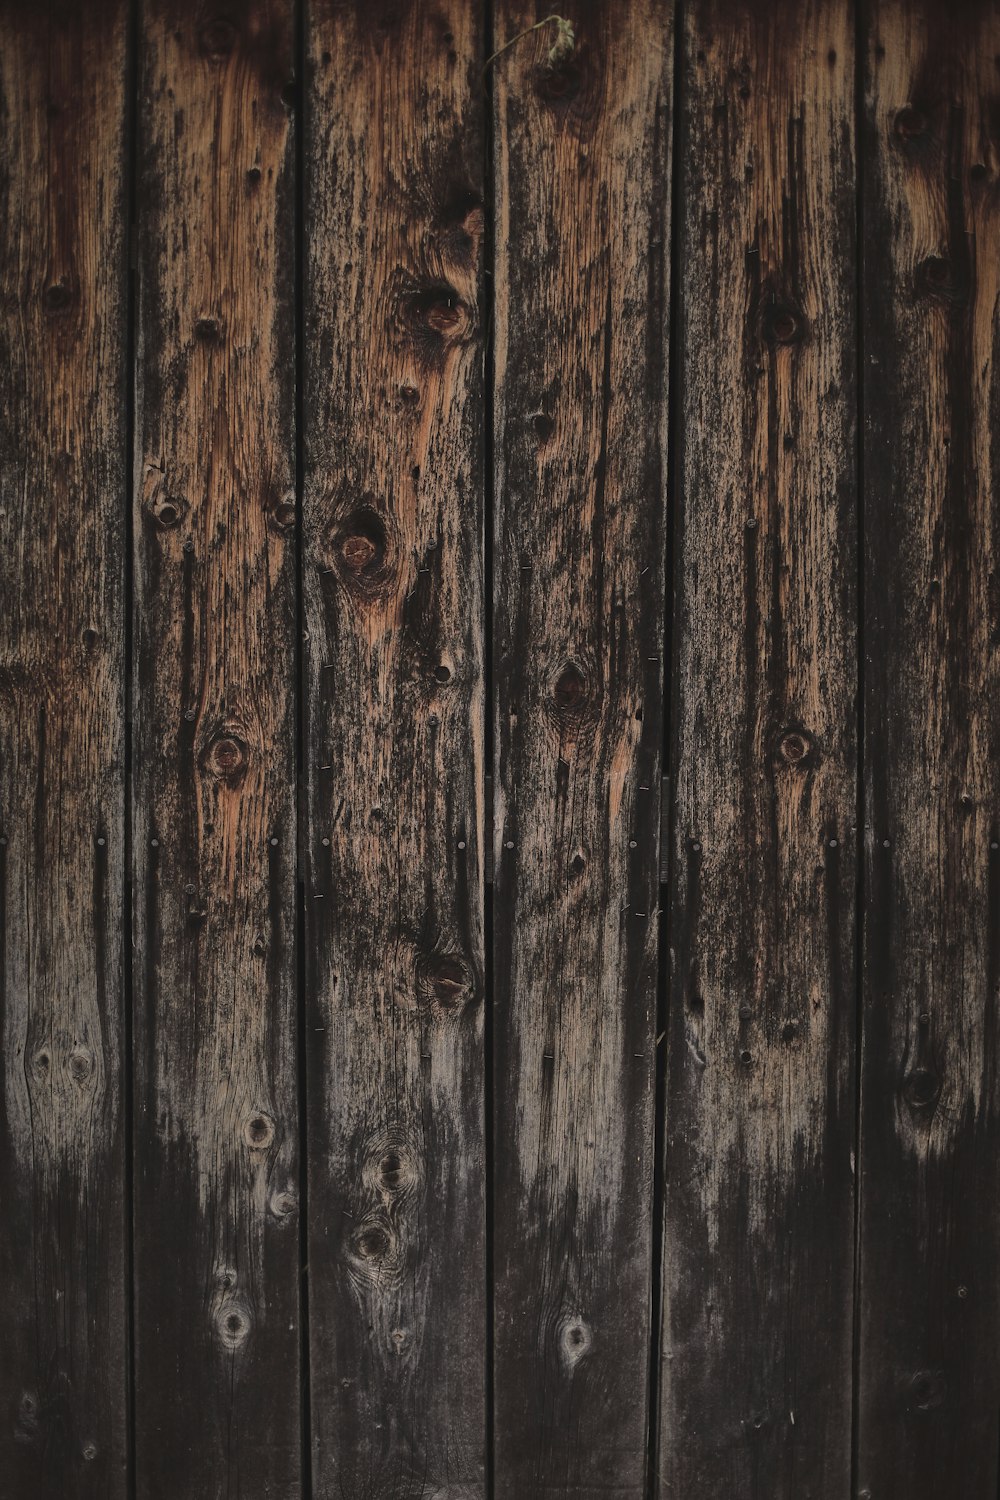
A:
[0,3,128,1494]
[658,3,857,1495]
[303,3,487,1494]
[131,2,300,1492]
[490,5,671,1495]
[857,4,1000,1495]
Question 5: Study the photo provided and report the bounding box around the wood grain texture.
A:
[658,3,857,1495]
[491,5,671,1495]
[0,2,128,1494]
[858,4,1000,1495]
[131,2,300,1492]
[303,4,486,1494]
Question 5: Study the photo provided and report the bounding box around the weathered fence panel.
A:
[857,2,1000,1494]
[3,2,1000,1496]
[0,3,128,1494]
[659,2,858,1494]
[131,2,300,1493]
[490,4,672,1495]
[303,3,487,1494]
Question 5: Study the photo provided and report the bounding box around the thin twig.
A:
[483,14,575,78]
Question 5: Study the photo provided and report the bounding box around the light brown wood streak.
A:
[491,4,671,1496]
[659,1,857,1494]
[132,2,300,1492]
[304,3,486,1494]
[0,2,128,1493]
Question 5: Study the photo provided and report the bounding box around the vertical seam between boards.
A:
[294,0,312,1494]
[483,0,497,1493]
[646,3,685,1495]
[851,1,866,1495]
[124,0,140,1492]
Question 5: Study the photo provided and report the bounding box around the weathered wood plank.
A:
[0,3,128,1493]
[658,3,857,1495]
[303,4,486,1494]
[131,2,300,1492]
[858,4,1000,1495]
[491,5,671,1495]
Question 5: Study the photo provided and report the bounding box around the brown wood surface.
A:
[303,3,487,1494]
[490,5,671,1496]
[0,2,128,1494]
[4,3,1000,1493]
[658,2,858,1495]
[131,1,300,1493]
[857,3,1000,1495]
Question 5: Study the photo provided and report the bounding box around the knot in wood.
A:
[553,662,588,713]
[216,1300,251,1352]
[269,1188,298,1220]
[917,255,967,305]
[764,298,805,348]
[910,1368,946,1411]
[351,1222,393,1263]
[417,952,474,1016]
[903,1066,940,1111]
[242,1111,276,1150]
[776,728,815,769]
[271,493,297,533]
[402,281,471,358]
[558,1314,592,1368]
[332,505,392,599]
[143,472,187,531]
[894,105,927,141]
[199,17,237,58]
[69,1046,95,1083]
[42,281,74,315]
[535,58,582,105]
[202,731,249,784]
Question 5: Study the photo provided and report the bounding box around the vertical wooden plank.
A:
[0,3,128,1494]
[132,2,299,1492]
[304,4,486,1494]
[491,6,671,1495]
[858,4,1000,1494]
[658,3,857,1495]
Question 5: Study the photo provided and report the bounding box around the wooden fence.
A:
[0,0,997,1496]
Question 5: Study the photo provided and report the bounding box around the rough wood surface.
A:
[491,5,671,1495]
[0,2,128,1494]
[658,3,857,1495]
[857,3,1000,1495]
[303,3,487,1494]
[131,2,300,1492]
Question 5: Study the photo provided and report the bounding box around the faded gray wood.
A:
[0,2,129,1493]
[131,2,300,1492]
[303,2,487,1493]
[491,4,672,1495]
[659,2,858,1494]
